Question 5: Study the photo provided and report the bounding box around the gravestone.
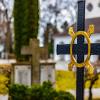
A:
[57,1,100,100]
[11,62,31,86]
[40,59,55,85]
[29,39,40,83]
[21,25,50,84]
[21,38,48,84]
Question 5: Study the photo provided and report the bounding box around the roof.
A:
[53,17,100,36]
[53,32,67,37]
[72,17,100,33]
[85,17,100,33]
[92,60,100,67]
[53,29,68,37]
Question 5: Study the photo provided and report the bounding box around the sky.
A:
[0,0,14,18]
[38,0,77,45]
[0,0,77,46]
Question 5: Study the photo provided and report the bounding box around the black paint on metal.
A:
[76,1,85,100]
[56,0,100,100]
[57,43,100,55]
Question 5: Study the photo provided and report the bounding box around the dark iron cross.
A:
[57,1,100,100]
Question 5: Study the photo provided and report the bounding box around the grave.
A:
[21,38,55,84]
[40,59,55,85]
[21,39,41,84]
[11,62,31,86]
[57,0,100,100]
[21,25,53,84]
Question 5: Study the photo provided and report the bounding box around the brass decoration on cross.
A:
[68,25,94,75]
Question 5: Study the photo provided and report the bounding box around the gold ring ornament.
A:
[68,25,94,75]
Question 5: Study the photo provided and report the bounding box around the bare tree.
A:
[38,0,77,42]
[85,72,100,100]
[0,0,13,58]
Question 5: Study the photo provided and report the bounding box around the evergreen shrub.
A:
[9,81,75,100]
[14,0,39,60]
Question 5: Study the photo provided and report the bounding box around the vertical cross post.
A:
[57,0,100,99]
[76,0,85,100]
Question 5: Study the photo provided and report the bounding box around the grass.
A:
[56,70,100,91]
[56,70,76,91]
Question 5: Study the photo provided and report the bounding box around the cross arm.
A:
[57,43,100,55]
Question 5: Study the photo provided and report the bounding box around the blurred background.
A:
[0,0,100,100]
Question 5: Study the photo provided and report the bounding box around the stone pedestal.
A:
[40,59,55,85]
[21,38,49,84]
[11,62,31,86]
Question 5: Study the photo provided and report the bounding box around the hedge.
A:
[9,81,75,100]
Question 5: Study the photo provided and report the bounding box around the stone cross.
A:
[22,39,48,83]
[21,26,50,83]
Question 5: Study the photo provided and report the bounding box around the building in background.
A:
[53,0,100,70]
[38,0,77,46]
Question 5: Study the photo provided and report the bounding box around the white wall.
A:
[53,36,71,61]
[90,33,100,62]
[54,33,100,63]
[86,0,100,18]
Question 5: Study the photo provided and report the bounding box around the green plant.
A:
[14,0,39,60]
[9,84,30,100]
[29,81,58,100]
[9,81,75,100]
[56,91,75,100]
[48,41,53,55]
[0,74,9,94]
[56,71,76,91]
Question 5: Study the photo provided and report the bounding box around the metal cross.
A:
[57,1,100,100]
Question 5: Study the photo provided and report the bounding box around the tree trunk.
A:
[88,74,98,100]
[88,84,92,100]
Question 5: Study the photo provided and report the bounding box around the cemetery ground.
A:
[0,59,75,100]
[56,70,100,100]
[0,60,100,100]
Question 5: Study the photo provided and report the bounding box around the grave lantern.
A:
[40,59,55,85]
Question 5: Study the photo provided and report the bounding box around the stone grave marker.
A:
[11,62,31,86]
[40,59,55,85]
[21,26,52,84]
[21,37,49,84]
